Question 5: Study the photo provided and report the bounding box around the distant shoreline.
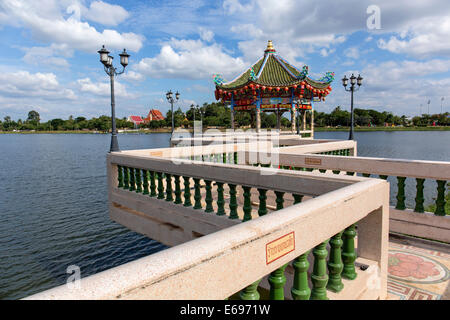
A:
[1,126,449,134]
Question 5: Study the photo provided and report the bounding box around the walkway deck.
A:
[387,234,449,300]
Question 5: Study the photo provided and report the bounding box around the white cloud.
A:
[377,16,450,57]
[320,48,335,57]
[199,27,214,42]
[135,39,246,80]
[82,1,129,26]
[0,0,143,53]
[22,43,72,68]
[223,0,256,14]
[330,59,450,116]
[121,70,144,82]
[0,70,76,100]
[77,77,134,98]
[344,47,360,59]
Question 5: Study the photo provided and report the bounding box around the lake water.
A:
[0,131,449,299]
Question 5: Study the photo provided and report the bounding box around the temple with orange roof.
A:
[144,109,165,123]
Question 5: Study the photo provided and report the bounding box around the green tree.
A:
[27,110,40,123]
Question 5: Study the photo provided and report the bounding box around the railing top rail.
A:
[264,152,450,180]
[277,140,357,154]
[25,178,387,300]
[108,153,365,196]
[118,141,273,158]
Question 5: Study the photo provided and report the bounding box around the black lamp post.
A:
[190,104,196,124]
[342,73,363,140]
[98,45,129,152]
[166,90,180,136]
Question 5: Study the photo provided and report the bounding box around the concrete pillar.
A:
[311,109,314,138]
[290,106,296,133]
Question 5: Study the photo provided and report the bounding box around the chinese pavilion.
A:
[213,40,334,133]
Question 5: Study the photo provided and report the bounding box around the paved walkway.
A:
[386,235,450,300]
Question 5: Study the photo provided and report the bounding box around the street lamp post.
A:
[98,45,129,152]
[342,73,363,140]
[166,90,180,137]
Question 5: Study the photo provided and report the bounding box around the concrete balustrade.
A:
[247,149,450,242]
[26,177,389,300]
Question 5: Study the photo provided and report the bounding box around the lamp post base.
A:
[110,134,120,152]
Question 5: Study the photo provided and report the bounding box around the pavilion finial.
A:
[265,40,276,53]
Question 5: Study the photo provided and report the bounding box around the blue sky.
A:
[1,0,450,121]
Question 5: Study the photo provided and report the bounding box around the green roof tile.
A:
[217,48,332,90]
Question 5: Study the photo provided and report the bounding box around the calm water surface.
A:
[0,131,448,299]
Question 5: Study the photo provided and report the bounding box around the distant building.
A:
[127,116,144,127]
[144,109,165,123]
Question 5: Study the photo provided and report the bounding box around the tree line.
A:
[1,104,448,132]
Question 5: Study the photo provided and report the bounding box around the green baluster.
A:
[117,165,123,188]
[379,175,388,180]
[332,170,340,174]
[223,153,226,163]
[435,180,447,216]
[327,231,344,293]
[346,172,354,176]
[319,169,326,173]
[135,168,142,193]
[243,186,252,222]
[293,194,304,204]
[414,178,425,213]
[123,166,129,189]
[149,171,157,197]
[362,173,371,177]
[204,180,214,212]
[310,240,329,300]
[269,264,288,300]
[193,178,202,209]
[228,184,238,219]
[174,175,182,204]
[342,224,357,280]
[157,172,164,199]
[291,252,311,300]
[240,280,261,300]
[183,176,192,207]
[129,168,135,191]
[395,176,406,210]
[275,191,284,211]
[165,174,173,201]
[257,189,267,216]
[234,152,238,164]
[216,182,225,215]
[270,190,287,299]
[142,169,149,195]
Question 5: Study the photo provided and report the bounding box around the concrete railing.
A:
[26,173,389,300]
[248,150,450,243]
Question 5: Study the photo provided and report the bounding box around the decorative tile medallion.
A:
[388,250,449,284]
